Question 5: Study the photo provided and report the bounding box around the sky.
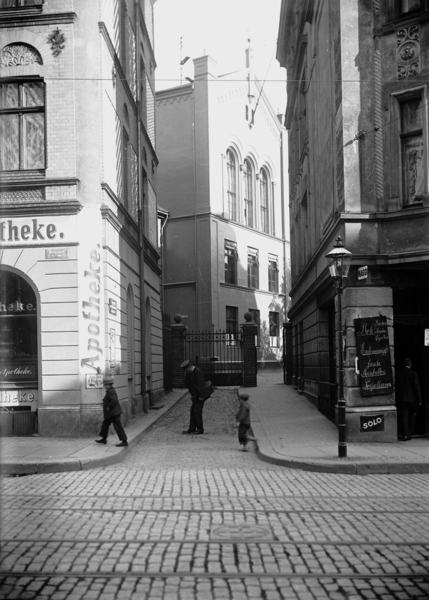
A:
[153,0,287,114]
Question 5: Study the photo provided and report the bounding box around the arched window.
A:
[243,158,254,228]
[260,168,270,233]
[226,149,237,222]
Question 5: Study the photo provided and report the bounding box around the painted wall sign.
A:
[0,389,38,410]
[0,216,76,246]
[45,248,68,259]
[360,414,385,432]
[354,316,393,396]
[80,245,103,373]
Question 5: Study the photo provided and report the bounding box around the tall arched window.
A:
[260,168,270,233]
[226,149,237,222]
[243,158,254,228]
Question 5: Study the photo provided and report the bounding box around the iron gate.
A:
[185,330,243,386]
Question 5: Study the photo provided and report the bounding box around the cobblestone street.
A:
[1,388,429,599]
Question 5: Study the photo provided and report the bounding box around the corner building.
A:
[277,0,429,441]
[0,0,163,436]
[156,54,290,366]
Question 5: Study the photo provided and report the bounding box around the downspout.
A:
[136,0,147,410]
[279,119,287,321]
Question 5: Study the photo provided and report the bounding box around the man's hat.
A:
[239,393,249,400]
[103,374,114,384]
[180,359,191,369]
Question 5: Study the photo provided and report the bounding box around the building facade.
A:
[0,0,163,436]
[277,0,429,441]
[156,53,289,366]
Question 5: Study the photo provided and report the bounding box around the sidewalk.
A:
[248,383,429,475]
[1,384,428,476]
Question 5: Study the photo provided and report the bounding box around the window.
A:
[260,168,270,233]
[269,311,279,348]
[248,308,260,346]
[247,248,259,289]
[224,240,237,285]
[400,0,420,14]
[123,127,130,209]
[0,1,43,6]
[0,81,45,171]
[226,306,238,344]
[243,158,254,228]
[226,149,237,221]
[268,256,279,293]
[400,95,425,204]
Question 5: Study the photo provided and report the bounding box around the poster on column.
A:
[354,315,393,397]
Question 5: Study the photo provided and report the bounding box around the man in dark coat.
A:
[181,359,208,435]
[95,375,128,447]
[396,358,422,441]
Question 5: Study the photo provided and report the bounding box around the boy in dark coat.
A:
[95,375,128,447]
[396,358,422,441]
[235,393,255,452]
[181,359,208,434]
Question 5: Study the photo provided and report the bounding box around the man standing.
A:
[181,359,208,435]
[95,375,128,447]
[396,358,422,441]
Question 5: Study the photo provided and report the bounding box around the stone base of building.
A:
[342,406,397,443]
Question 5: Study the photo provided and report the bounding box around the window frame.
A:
[268,256,279,293]
[226,149,238,222]
[224,240,238,285]
[247,247,259,290]
[0,78,46,172]
[259,168,270,233]
[243,158,254,228]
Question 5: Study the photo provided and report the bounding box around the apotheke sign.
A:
[0,217,75,245]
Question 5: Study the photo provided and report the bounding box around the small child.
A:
[235,393,254,452]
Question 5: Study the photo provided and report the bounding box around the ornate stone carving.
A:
[47,28,66,57]
[397,25,420,79]
[0,44,42,68]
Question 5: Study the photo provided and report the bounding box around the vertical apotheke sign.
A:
[354,316,393,397]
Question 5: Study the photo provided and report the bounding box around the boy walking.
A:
[235,393,255,452]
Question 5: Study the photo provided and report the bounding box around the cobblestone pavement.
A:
[1,388,429,599]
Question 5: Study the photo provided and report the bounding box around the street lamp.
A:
[326,236,353,458]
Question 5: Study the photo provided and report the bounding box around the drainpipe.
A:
[136,0,147,411]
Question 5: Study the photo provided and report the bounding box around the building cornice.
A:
[0,199,82,216]
[0,11,77,28]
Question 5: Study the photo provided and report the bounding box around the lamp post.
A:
[326,236,353,458]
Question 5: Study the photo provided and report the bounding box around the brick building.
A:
[277,0,429,441]
[0,0,163,436]
[156,52,290,367]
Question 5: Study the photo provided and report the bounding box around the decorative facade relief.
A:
[397,25,420,79]
[47,28,66,57]
[0,44,42,68]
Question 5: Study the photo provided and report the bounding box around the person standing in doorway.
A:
[181,359,208,435]
[95,375,128,447]
[396,358,422,441]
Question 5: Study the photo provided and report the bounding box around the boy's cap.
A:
[103,375,114,384]
[239,393,249,400]
[180,359,191,369]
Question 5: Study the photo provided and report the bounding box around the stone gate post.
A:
[171,314,187,388]
[241,313,258,387]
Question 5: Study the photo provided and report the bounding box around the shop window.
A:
[0,271,38,391]
[399,94,426,204]
[224,240,237,285]
[269,311,279,347]
[247,247,259,289]
[0,80,45,171]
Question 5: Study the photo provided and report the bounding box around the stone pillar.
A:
[171,314,187,388]
[241,314,258,387]
[343,286,397,442]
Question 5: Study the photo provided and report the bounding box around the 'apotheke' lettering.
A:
[81,245,103,372]
[0,219,64,242]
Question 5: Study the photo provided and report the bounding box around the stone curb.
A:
[0,390,188,476]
